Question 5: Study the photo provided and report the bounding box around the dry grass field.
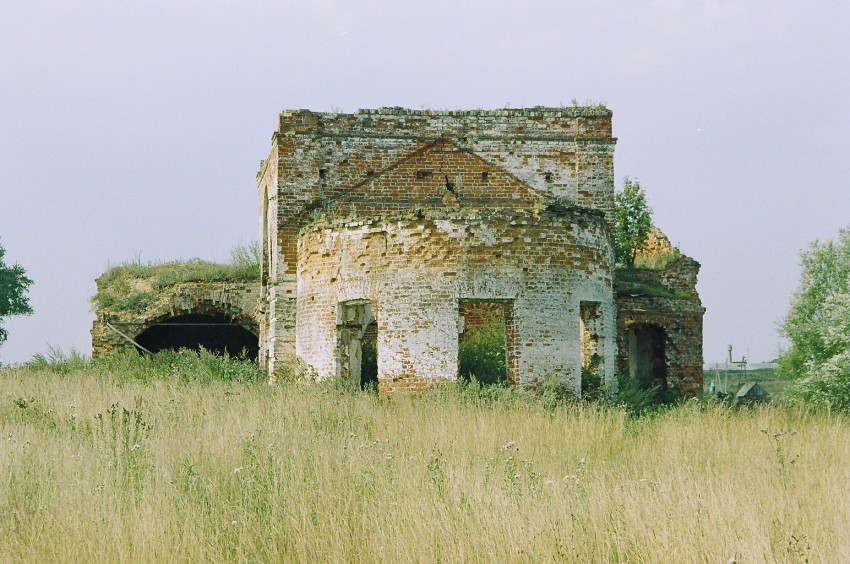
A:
[1,354,848,562]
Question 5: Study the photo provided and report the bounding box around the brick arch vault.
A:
[133,301,259,360]
[91,282,262,360]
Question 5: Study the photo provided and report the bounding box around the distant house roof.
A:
[736,382,769,399]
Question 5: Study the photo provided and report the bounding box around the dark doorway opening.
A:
[135,314,259,360]
[580,301,604,397]
[627,324,667,390]
[360,321,378,391]
[337,300,378,391]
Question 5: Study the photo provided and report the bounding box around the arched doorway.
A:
[135,313,259,360]
[626,324,667,390]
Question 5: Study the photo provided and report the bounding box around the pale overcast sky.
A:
[1,0,848,365]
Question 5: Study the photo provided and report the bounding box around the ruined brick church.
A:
[92,107,704,396]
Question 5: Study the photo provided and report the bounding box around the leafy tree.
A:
[614,177,653,267]
[0,241,33,346]
[780,227,850,411]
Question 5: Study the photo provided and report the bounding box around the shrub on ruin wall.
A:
[92,244,260,312]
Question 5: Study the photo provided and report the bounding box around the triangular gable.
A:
[326,140,545,212]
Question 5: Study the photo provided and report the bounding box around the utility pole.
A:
[726,344,748,394]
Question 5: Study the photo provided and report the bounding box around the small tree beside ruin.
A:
[614,177,653,267]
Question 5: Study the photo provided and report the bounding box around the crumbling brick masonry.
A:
[256,107,703,395]
[91,106,703,396]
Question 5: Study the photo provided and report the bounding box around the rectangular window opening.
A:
[458,300,514,386]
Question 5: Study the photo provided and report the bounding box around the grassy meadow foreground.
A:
[1,353,848,562]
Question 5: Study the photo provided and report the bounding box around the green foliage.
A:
[633,247,681,270]
[458,314,507,386]
[580,365,605,401]
[92,243,260,312]
[779,228,850,376]
[451,377,522,406]
[784,350,850,413]
[21,347,265,384]
[779,227,850,411]
[614,178,653,267]
[26,345,88,374]
[229,241,261,270]
[566,99,609,111]
[614,372,666,415]
[539,374,576,407]
[360,338,378,391]
[0,241,33,346]
[99,258,259,290]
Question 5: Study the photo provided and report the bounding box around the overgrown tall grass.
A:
[1,354,848,562]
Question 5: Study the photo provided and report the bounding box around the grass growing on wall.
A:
[1,354,848,562]
[615,268,692,299]
[633,247,681,270]
[92,243,260,311]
